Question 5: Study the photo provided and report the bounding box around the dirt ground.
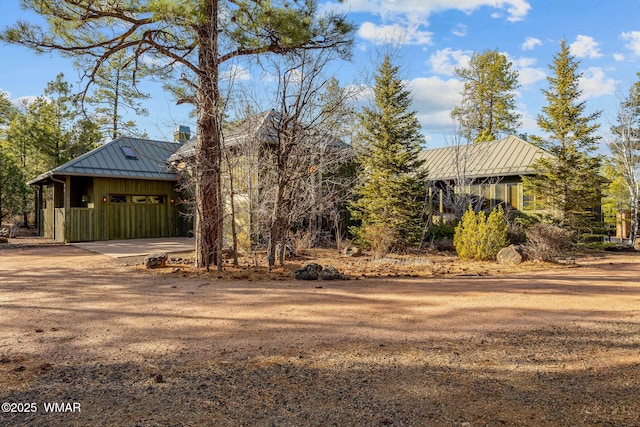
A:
[0,243,639,427]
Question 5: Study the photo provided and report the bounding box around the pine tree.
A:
[451,49,520,143]
[523,40,602,230]
[83,50,150,140]
[2,0,354,270]
[350,55,427,251]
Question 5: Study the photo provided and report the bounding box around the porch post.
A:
[64,175,71,243]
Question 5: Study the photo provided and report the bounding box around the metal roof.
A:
[418,135,553,181]
[28,137,182,185]
[168,109,347,163]
[168,110,276,163]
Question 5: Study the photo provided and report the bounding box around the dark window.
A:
[120,146,138,159]
[110,195,127,203]
[148,196,164,204]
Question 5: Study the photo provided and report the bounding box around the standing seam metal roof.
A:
[418,135,553,181]
[27,137,182,185]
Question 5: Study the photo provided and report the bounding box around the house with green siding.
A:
[28,136,191,242]
[419,135,554,219]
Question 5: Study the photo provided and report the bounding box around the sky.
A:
[1,0,640,149]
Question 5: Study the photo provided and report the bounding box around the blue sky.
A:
[1,0,640,149]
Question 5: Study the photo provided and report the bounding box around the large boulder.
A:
[342,246,362,257]
[294,263,323,280]
[496,245,524,265]
[144,253,168,269]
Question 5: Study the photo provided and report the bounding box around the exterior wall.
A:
[222,151,260,252]
[41,184,55,239]
[39,176,191,242]
[430,176,527,220]
[92,177,188,241]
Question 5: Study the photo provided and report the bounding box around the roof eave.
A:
[27,171,178,185]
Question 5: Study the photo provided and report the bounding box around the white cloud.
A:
[332,0,531,22]
[579,67,616,100]
[12,96,39,109]
[407,76,464,135]
[508,55,546,86]
[220,64,251,82]
[521,37,542,51]
[570,35,603,59]
[452,24,467,37]
[428,48,471,76]
[409,76,464,112]
[517,66,546,86]
[357,21,433,45]
[613,53,626,62]
[621,31,640,56]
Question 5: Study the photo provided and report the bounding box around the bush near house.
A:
[524,222,575,261]
[454,205,508,261]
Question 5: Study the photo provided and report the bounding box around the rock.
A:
[321,266,343,280]
[0,237,8,244]
[497,245,523,265]
[342,246,362,257]
[144,253,168,269]
[294,263,323,280]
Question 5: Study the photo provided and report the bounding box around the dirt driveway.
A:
[1,246,639,426]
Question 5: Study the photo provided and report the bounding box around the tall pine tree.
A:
[523,40,602,230]
[350,55,427,252]
[451,49,520,143]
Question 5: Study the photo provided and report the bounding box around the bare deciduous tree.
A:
[3,0,354,270]
[609,77,640,245]
[250,49,355,267]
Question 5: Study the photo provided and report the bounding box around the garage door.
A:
[108,195,169,240]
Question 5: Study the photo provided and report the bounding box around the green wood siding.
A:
[93,177,184,241]
[108,202,167,240]
[67,209,96,242]
[39,176,191,242]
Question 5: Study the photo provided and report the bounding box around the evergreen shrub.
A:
[454,205,508,261]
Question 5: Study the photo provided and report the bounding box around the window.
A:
[131,195,147,204]
[109,195,166,204]
[495,184,506,206]
[507,183,521,210]
[110,195,127,203]
[120,146,138,159]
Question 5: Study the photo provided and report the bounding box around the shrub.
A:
[454,205,509,261]
[362,222,394,259]
[290,230,315,254]
[427,221,457,241]
[524,223,575,261]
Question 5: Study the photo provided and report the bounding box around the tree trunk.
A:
[113,68,120,140]
[267,218,279,269]
[225,150,239,266]
[194,1,223,271]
